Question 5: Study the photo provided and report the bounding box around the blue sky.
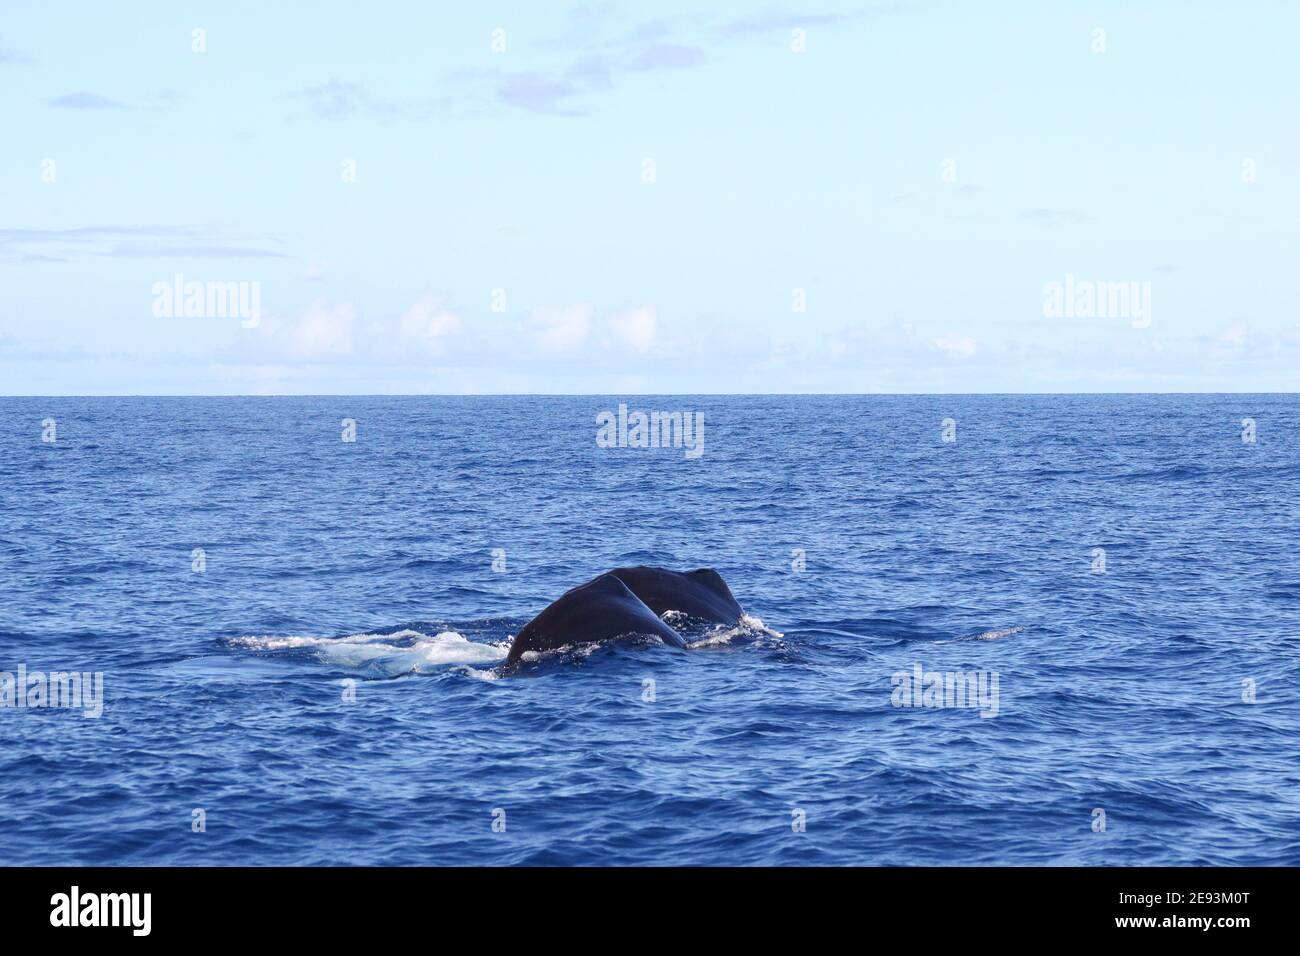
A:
[2,0,1297,394]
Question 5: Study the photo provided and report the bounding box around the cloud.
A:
[627,43,707,71]
[0,37,33,65]
[498,72,588,115]
[398,294,462,355]
[607,305,657,352]
[263,301,357,361]
[284,10,866,122]
[100,243,288,259]
[244,295,468,365]
[1022,208,1087,225]
[287,79,367,118]
[48,92,135,110]
[285,79,453,121]
[490,16,711,115]
[718,11,861,38]
[809,317,1300,391]
[1217,323,1247,348]
[291,302,356,359]
[281,10,870,122]
[523,304,593,353]
[0,226,286,261]
[0,226,202,241]
[825,321,983,364]
[932,333,977,358]
[512,302,659,357]
[0,331,130,362]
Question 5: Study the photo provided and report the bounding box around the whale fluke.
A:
[608,566,744,624]
[503,572,688,667]
[503,566,746,669]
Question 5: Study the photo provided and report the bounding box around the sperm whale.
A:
[502,566,745,668]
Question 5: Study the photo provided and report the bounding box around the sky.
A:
[2,0,1298,394]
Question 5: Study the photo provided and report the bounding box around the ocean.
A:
[1,394,1297,865]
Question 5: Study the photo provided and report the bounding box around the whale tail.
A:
[607,566,744,623]
[686,568,741,606]
[503,567,746,670]
[504,572,687,668]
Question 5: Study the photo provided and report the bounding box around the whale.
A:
[503,566,745,668]
[606,566,744,624]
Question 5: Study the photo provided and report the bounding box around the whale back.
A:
[609,566,744,624]
[504,572,687,667]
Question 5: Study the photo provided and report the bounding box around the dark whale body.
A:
[503,566,744,668]
[606,566,744,624]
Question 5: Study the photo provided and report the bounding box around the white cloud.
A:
[607,304,657,353]
[280,301,355,359]
[1218,323,1247,347]
[932,333,977,358]
[523,304,593,353]
[399,293,462,355]
[250,295,463,364]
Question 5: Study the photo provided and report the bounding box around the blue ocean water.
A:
[1,395,1297,866]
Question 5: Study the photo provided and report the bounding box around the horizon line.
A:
[3,391,1297,399]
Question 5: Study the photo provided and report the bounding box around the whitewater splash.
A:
[229,613,781,676]
[934,625,1024,645]
[510,616,779,663]
[228,629,509,678]
[685,613,783,649]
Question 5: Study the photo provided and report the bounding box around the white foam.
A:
[688,629,739,648]
[513,632,678,664]
[232,614,783,674]
[934,625,1024,645]
[231,629,508,676]
[687,614,784,649]
[228,629,424,651]
[741,613,782,637]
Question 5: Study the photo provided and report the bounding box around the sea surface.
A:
[1,395,1297,866]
